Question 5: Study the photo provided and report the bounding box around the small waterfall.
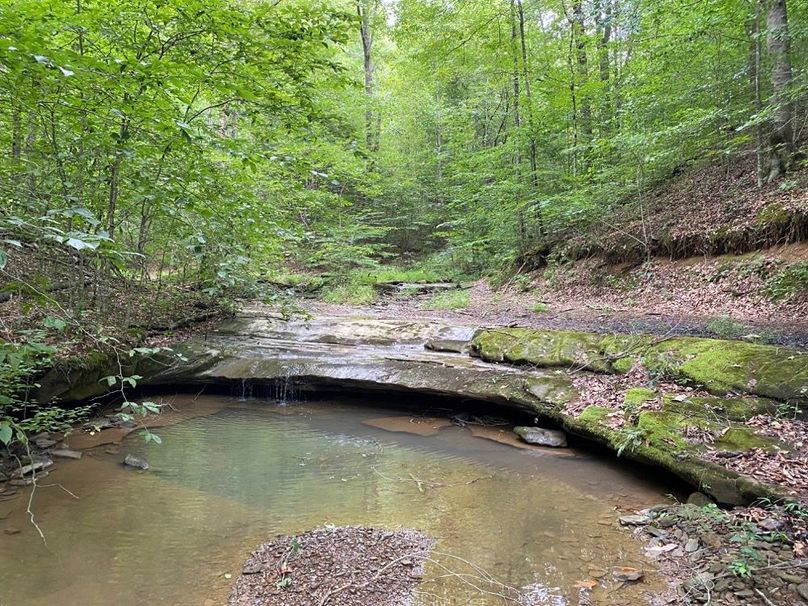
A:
[238,378,254,401]
[275,365,300,405]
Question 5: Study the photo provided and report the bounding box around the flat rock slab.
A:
[229,526,435,606]
[514,426,568,447]
[424,338,470,354]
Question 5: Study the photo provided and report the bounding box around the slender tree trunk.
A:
[509,0,522,171]
[573,1,592,139]
[107,116,129,236]
[612,0,625,132]
[516,0,538,187]
[357,1,378,153]
[749,0,764,188]
[766,0,794,181]
[435,128,443,181]
[595,0,612,133]
[11,106,21,161]
[568,28,579,178]
[597,0,611,83]
[24,107,37,205]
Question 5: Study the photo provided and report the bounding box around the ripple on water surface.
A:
[0,396,670,605]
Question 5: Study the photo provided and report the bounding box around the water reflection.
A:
[0,396,667,606]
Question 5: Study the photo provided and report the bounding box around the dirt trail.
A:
[307,278,808,349]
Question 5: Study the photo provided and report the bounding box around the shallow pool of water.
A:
[0,395,671,605]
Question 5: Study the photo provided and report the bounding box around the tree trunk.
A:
[568,27,579,178]
[516,0,538,187]
[597,0,611,84]
[573,1,592,139]
[766,0,794,181]
[595,0,612,132]
[358,1,378,153]
[749,0,764,188]
[108,116,130,236]
[11,106,21,161]
[509,0,523,171]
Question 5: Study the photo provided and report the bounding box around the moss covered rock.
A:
[470,328,612,372]
[642,337,808,402]
[714,427,777,451]
[472,328,808,402]
[624,387,657,407]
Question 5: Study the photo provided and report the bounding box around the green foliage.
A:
[320,281,376,305]
[764,262,808,302]
[355,266,446,285]
[276,576,292,590]
[423,289,471,311]
[0,321,91,445]
[0,0,359,291]
[615,427,648,457]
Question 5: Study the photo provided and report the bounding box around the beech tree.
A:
[767,0,795,181]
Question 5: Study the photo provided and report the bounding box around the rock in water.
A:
[514,426,567,447]
[51,449,82,460]
[123,454,149,470]
[612,567,644,582]
[35,437,58,449]
[12,457,53,478]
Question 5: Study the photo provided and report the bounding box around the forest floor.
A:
[310,242,808,348]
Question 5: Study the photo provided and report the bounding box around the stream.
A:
[0,393,674,606]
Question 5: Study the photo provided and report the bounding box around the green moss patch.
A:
[714,427,777,452]
[471,328,612,372]
[624,387,657,406]
[647,337,808,402]
[578,405,611,425]
[472,328,807,402]
[636,411,692,449]
[662,394,775,421]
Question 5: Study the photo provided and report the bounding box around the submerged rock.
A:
[514,426,567,447]
[10,470,48,485]
[612,567,644,582]
[123,454,149,470]
[52,449,83,460]
[35,437,58,449]
[13,457,53,478]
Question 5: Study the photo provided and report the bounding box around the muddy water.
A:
[0,395,671,606]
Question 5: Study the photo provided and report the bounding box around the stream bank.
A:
[0,396,673,606]
[7,304,808,605]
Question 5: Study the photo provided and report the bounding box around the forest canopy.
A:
[0,0,804,286]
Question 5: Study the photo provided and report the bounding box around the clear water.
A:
[0,395,669,606]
